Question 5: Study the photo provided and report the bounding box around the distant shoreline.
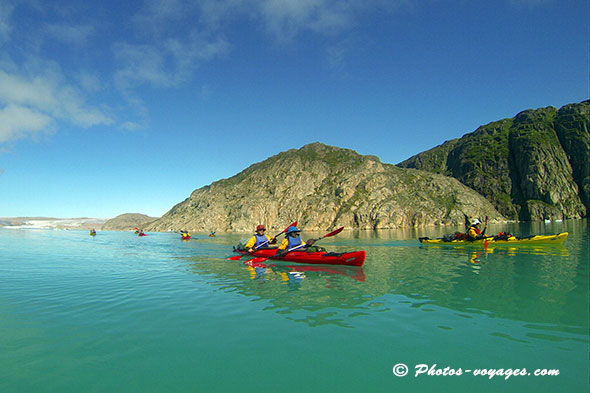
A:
[0,217,107,230]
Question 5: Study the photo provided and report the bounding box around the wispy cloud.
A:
[249,0,405,40]
[1,0,409,146]
[259,0,351,40]
[132,0,404,42]
[44,23,95,46]
[120,121,143,131]
[76,71,103,93]
[0,2,15,44]
[0,104,54,143]
[113,33,230,90]
[132,0,191,30]
[325,35,360,74]
[0,68,114,143]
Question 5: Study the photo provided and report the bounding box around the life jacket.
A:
[254,234,268,248]
[287,235,302,249]
[467,225,482,241]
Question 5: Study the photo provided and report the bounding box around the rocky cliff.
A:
[144,143,504,232]
[397,101,589,221]
[102,213,158,231]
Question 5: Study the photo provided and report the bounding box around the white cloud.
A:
[113,43,175,90]
[1,0,411,146]
[113,33,230,91]
[259,0,351,39]
[131,0,403,43]
[0,68,114,143]
[0,69,59,113]
[238,0,404,40]
[112,0,406,91]
[0,104,54,142]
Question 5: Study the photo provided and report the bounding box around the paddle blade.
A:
[282,221,298,233]
[227,255,243,261]
[324,226,344,238]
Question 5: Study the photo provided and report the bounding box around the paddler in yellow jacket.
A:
[245,225,277,252]
[467,218,488,241]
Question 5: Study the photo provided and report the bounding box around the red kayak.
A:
[233,247,365,267]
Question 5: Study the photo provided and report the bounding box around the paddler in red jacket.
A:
[245,224,277,252]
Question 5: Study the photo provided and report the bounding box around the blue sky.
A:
[0,0,588,218]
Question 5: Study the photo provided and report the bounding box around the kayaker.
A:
[277,226,315,252]
[245,224,277,252]
[180,230,191,239]
[467,218,487,241]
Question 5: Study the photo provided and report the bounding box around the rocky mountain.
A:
[144,143,504,232]
[397,101,589,221]
[102,213,158,231]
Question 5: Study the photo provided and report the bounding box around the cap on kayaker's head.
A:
[471,218,481,226]
[286,226,300,236]
[256,224,266,232]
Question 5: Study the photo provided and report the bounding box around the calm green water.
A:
[1,220,588,393]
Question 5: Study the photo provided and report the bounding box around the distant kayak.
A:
[181,235,191,240]
[233,247,365,266]
[419,232,568,245]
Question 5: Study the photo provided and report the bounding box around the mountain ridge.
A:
[397,100,589,220]
[144,142,504,232]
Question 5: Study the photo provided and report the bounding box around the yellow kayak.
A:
[419,232,568,245]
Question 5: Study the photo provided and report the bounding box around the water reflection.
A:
[179,220,588,335]
[242,259,366,283]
